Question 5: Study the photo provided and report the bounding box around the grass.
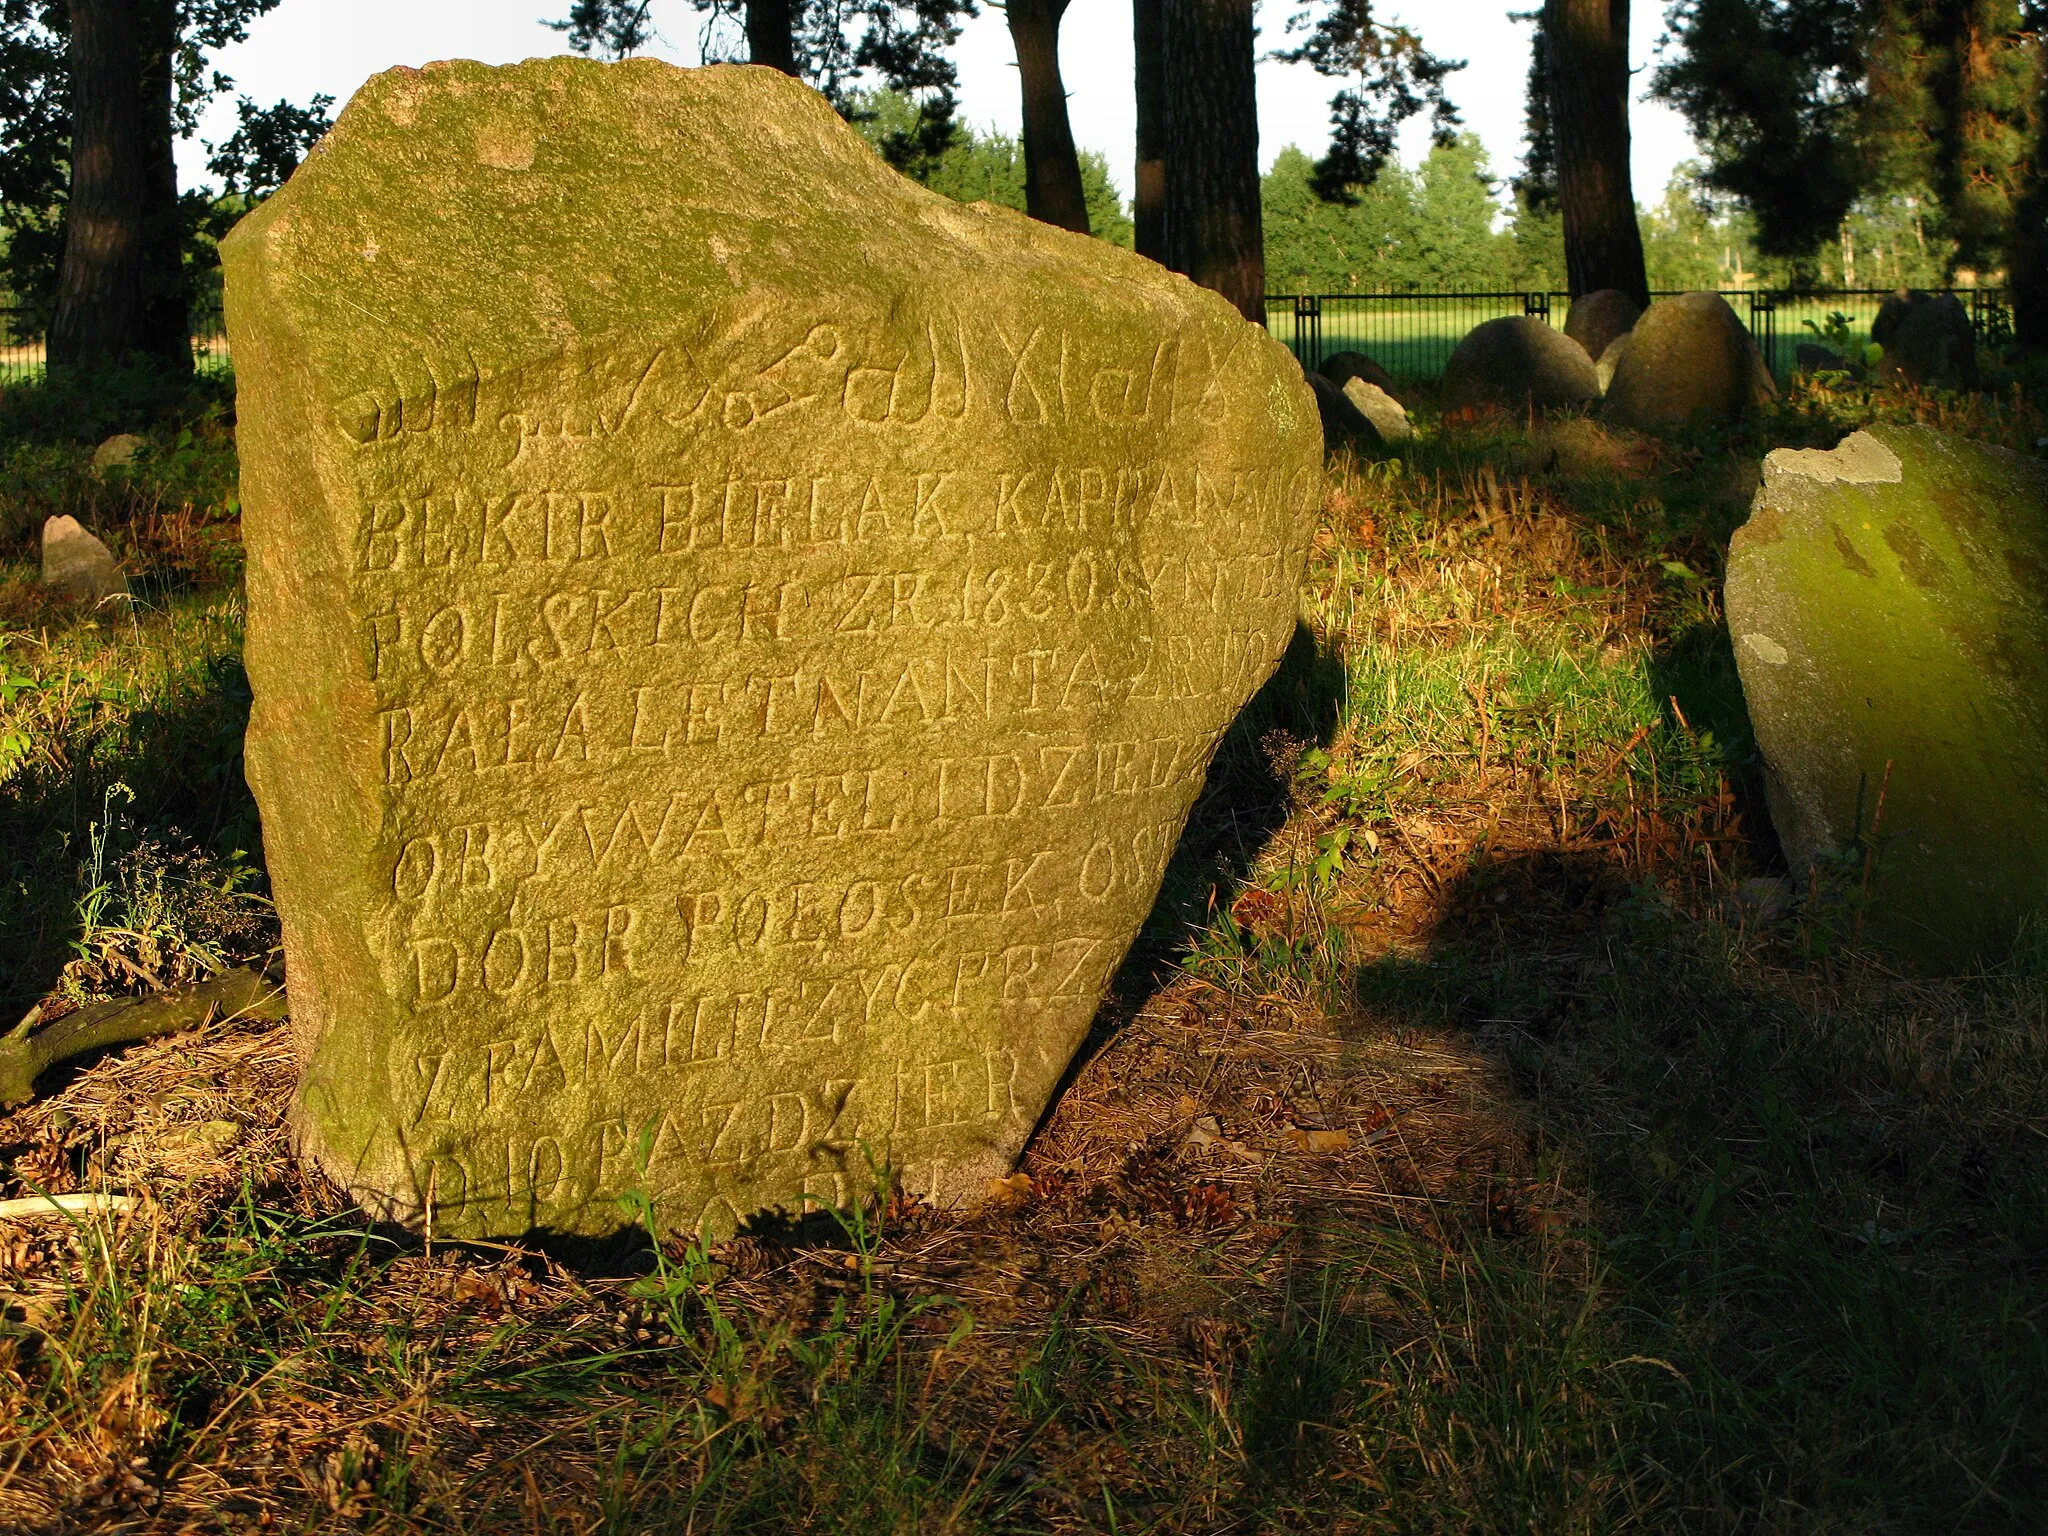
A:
[2,362,2047,1530]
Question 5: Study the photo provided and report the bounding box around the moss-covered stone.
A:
[1564,289,1639,366]
[222,59,1320,1239]
[1873,290,1978,390]
[1440,316,1598,414]
[1726,425,2048,970]
[1602,293,1775,430]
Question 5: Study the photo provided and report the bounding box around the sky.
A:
[176,0,1701,208]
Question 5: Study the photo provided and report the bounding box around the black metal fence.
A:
[1265,287,2014,382]
[0,305,229,384]
[0,290,2013,390]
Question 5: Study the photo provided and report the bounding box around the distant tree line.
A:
[7,0,2042,371]
[1264,139,1966,297]
[850,89,1133,247]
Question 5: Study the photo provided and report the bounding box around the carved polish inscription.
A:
[226,57,1321,1237]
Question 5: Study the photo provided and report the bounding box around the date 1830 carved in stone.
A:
[222,57,1321,1238]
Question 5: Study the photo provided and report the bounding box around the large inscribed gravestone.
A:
[222,59,1321,1238]
[1726,425,2048,970]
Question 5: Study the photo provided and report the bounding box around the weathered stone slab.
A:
[1726,425,2048,970]
[1305,370,1379,455]
[1340,377,1410,444]
[221,59,1321,1239]
[1318,349,1402,403]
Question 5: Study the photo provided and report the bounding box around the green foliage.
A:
[204,94,335,200]
[1656,0,2043,279]
[1269,0,1464,202]
[1265,149,1765,297]
[851,90,1133,247]
[0,0,317,331]
[1262,136,1505,293]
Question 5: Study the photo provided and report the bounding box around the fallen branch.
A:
[0,965,286,1108]
[0,1191,136,1221]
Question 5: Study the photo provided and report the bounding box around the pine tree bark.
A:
[1133,0,1167,261]
[1006,0,1090,233]
[50,0,188,371]
[134,0,189,369]
[1543,0,1648,307]
[2011,65,2048,351]
[746,0,799,75]
[1162,0,1263,321]
[49,0,147,366]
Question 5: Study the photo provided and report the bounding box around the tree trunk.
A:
[1542,0,1647,307]
[134,0,189,370]
[1162,0,1263,321]
[49,0,149,367]
[1133,0,1166,261]
[50,0,189,371]
[2010,66,2048,350]
[1006,0,1090,233]
[746,0,798,75]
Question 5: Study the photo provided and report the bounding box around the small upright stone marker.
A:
[40,515,129,603]
[222,60,1321,1238]
[1726,425,2048,969]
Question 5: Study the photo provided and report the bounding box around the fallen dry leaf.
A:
[1286,1127,1353,1153]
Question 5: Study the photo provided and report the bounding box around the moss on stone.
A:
[1726,425,2048,970]
[222,59,1321,1238]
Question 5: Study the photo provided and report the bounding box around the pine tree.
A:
[1656,0,2043,287]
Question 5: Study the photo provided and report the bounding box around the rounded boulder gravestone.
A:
[1602,292,1776,430]
[1563,289,1640,367]
[1440,316,1598,415]
[1873,290,1978,390]
[221,59,1321,1240]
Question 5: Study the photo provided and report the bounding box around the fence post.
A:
[1525,292,1551,324]
[1748,291,1778,376]
[1292,294,1323,371]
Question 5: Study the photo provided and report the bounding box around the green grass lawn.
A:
[1,367,2046,1531]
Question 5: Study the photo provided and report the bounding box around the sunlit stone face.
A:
[223,57,1320,1238]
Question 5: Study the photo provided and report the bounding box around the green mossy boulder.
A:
[1602,292,1776,430]
[1440,316,1598,415]
[1725,425,2048,970]
[222,58,1321,1239]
